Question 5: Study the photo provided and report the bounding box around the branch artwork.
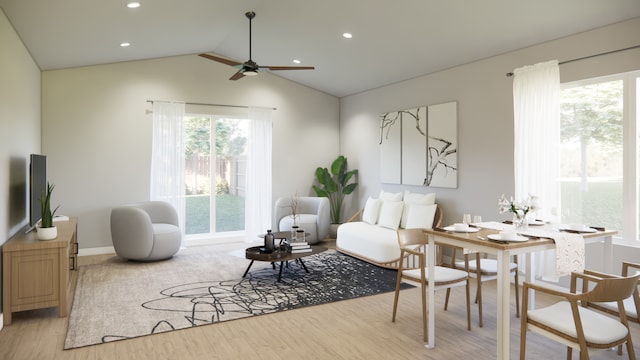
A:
[379,101,457,188]
[379,112,401,144]
[425,136,457,186]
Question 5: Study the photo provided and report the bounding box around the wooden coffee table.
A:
[243,244,327,282]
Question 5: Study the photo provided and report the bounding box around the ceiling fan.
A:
[199,11,315,80]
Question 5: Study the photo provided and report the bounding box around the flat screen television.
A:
[29,154,47,227]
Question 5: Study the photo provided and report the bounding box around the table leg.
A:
[298,258,309,273]
[496,250,511,360]
[277,261,285,281]
[426,235,436,349]
[243,260,255,278]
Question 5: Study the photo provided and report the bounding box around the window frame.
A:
[560,70,640,245]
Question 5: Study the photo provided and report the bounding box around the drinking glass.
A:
[473,215,482,224]
[462,214,471,224]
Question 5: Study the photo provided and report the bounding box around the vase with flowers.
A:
[498,194,539,231]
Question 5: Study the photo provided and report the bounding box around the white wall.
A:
[0,8,41,327]
[42,55,339,249]
[340,17,640,228]
[0,9,41,241]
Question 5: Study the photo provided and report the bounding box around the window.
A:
[184,115,248,237]
[559,71,639,242]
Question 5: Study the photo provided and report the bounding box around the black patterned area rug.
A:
[64,248,411,349]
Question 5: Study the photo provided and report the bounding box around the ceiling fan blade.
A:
[201,11,315,80]
[229,71,246,80]
[199,53,243,67]
[260,66,315,71]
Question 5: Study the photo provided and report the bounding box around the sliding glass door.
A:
[184,115,248,237]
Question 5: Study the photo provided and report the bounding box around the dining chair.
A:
[447,249,520,327]
[575,261,640,356]
[392,228,471,342]
[580,261,640,324]
[520,272,640,360]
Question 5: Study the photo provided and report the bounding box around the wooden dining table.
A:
[422,225,617,360]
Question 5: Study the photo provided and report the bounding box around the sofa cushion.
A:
[401,191,436,228]
[362,197,382,224]
[336,221,401,263]
[378,201,404,230]
[405,204,437,229]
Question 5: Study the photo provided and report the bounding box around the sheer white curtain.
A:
[150,100,186,242]
[513,60,560,280]
[245,107,273,242]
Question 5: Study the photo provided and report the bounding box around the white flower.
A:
[498,194,538,219]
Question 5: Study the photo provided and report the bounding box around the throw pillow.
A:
[362,197,382,224]
[377,201,404,230]
[404,191,436,205]
[405,204,438,229]
[379,190,403,202]
[401,191,436,228]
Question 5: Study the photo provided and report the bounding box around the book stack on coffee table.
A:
[288,239,312,253]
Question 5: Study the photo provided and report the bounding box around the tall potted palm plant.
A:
[37,182,60,240]
[312,155,358,232]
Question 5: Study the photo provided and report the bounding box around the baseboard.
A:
[77,237,247,257]
[78,246,115,257]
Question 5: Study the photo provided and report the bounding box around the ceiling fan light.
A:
[243,70,258,76]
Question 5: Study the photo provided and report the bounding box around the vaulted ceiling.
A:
[2,0,639,97]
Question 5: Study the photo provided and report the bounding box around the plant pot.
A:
[37,226,57,240]
[329,223,339,238]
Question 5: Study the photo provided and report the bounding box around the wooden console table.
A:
[2,217,78,325]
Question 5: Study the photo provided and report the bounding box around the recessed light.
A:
[120,42,131,47]
[342,33,353,39]
[127,2,141,8]
[293,59,301,64]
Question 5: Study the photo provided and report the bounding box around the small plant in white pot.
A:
[37,182,60,240]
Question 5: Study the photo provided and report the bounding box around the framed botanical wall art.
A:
[379,110,402,184]
[401,107,427,186]
[379,101,457,188]
[426,101,457,188]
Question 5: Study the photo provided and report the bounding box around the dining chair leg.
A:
[444,288,451,310]
[473,253,484,327]
[392,270,402,322]
[519,284,529,360]
[514,255,520,318]
[626,333,636,359]
[421,281,428,342]
[465,278,471,331]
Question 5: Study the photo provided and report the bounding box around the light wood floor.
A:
[1,241,638,359]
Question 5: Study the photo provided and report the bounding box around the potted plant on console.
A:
[312,155,358,237]
[37,182,60,240]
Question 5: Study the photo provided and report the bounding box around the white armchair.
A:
[273,196,330,244]
[110,201,182,261]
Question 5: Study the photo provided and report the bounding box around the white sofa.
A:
[336,191,441,269]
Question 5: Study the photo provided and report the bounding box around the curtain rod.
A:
[146,100,276,110]
[505,44,640,77]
